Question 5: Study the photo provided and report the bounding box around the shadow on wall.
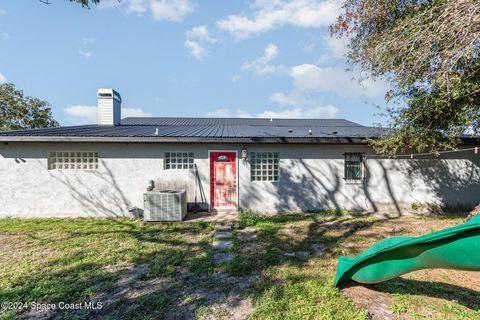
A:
[404,156,480,208]
[192,165,209,211]
[49,162,130,217]
[241,155,480,215]
[241,159,379,214]
[153,165,209,212]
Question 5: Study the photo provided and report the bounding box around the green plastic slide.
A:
[334,215,480,287]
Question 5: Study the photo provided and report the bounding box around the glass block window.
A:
[250,152,279,181]
[344,153,364,180]
[164,152,194,169]
[48,151,98,170]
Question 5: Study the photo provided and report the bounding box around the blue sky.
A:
[0,0,389,126]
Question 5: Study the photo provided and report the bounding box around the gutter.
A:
[0,136,370,144]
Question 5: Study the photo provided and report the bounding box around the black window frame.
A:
[344,152,365,181]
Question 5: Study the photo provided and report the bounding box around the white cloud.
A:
[184,25,216,60]
[290,64,387,97]
[122,107,152,118]
[263,62,386,118]
[217,0,340,39]
[205,105,337,119]
[126,0,146,14]
[79,50,95,60]
[258,105,338,118]
[184,40,206,60]
[316,36,350,64]
[325,36,348,60]
[79,38,95,60]
[96,0,122,9]
[150,0,194,22]
[236,110,252,117]
[206,108,252,118]
[268,91,339,118]
[241,43,287,76]
[187,25,216,43]
[81,37,95,45]
[0,72,6,84]
[63,105,98,124]
[205,108,231,117]
[97,0,195,21]
[0,32,10,40]
[302,38,316,52]
[63,105,152,125]
[270,91,309,107]
[232,75,241,81]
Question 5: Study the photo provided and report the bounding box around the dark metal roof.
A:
[0,117,385,143]
[121,117,364,127]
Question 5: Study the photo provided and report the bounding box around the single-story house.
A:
[0,88,479,218]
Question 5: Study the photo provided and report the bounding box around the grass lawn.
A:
[0,212,479,319]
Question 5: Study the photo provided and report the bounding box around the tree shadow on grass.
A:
[373,278,480,311]
[0,219,215,319]
[0,213,478,319]
[3,213,477,319]
[240,211,480,319]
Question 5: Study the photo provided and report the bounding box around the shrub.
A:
[239,211,268,226]
[317,208,350,217]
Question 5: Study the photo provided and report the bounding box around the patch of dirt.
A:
[466,203,480,221]
[342,284,406,320]
[85,229,254,320]
[23,263,174,320]
[241,242,262,255]
[0,234,51,266]
[163,272,256,320]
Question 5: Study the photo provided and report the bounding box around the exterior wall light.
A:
[241,146,248,163]
[147,179,155,191]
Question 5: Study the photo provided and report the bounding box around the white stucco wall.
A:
[0,142,479,217]
[240,144,480,213]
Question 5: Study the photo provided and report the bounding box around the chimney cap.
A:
[97,88,122,103]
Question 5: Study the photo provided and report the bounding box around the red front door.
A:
[210,151,237,210]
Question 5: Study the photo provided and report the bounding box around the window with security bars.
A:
[250,152,279,181]
[48,151,98,170]
[164,152,194,169]
[344,153,364,180]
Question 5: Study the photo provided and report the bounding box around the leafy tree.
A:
[332,0,480,156]
[0,83,59,131]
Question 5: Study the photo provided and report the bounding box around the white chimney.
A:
[97,88,121,126]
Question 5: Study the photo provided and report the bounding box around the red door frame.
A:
[209,151,238,210]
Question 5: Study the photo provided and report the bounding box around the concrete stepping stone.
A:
[321,221,338,226]
[312,243,334,256]
[213,231,233,239]
[237,226,257,233]
[214,225,232,231]
[212,240,233,250]
[213,252,234,264]
[237,226,257,241]
[342,241,356,248]
[295,251,310,259]
[283,251,310,260]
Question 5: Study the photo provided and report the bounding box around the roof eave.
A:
[0,136,371,144]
